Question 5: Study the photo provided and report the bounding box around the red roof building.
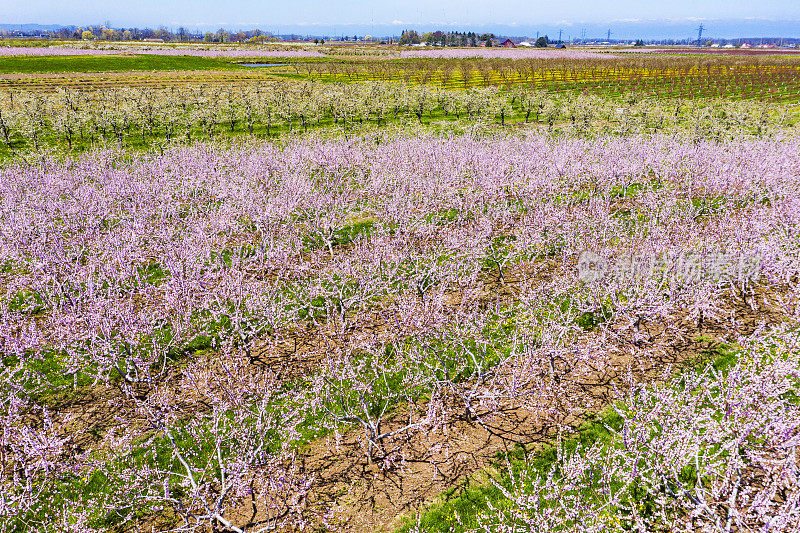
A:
[488,38,516,47]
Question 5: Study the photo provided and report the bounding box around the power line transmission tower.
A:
[558,29,562,43]
[697,23,704,46]
[607,28,612,42]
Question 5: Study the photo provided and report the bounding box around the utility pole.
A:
[696,23,704,46]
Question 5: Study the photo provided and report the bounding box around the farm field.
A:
[0,47,326,58]
[1,44,800,533]
[0,70,280,93]
[3,49,800,99]
[0,54,253,74]
[287,55,800,101]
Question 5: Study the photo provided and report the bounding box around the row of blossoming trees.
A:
[0,81,783,154]
[1,128,799,530]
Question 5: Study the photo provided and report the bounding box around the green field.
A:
[0,54,248,74]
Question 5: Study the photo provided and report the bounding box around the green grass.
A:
[787,104,800,126]
[0,54,247,74]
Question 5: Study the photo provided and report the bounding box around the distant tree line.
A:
[0,25,275,43]
[399,30,497,46]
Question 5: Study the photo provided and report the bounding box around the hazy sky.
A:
[5,0,800,36]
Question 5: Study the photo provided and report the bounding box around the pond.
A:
[240,63,286,67]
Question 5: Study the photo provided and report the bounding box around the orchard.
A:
[0,42,799,532]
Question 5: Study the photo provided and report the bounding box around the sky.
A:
[4,0,800,38]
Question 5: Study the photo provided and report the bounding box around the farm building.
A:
[489,38,515,47]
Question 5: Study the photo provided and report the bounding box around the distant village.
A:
[1,24,798,49]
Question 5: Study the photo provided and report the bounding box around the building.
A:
[491,38,515,48]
